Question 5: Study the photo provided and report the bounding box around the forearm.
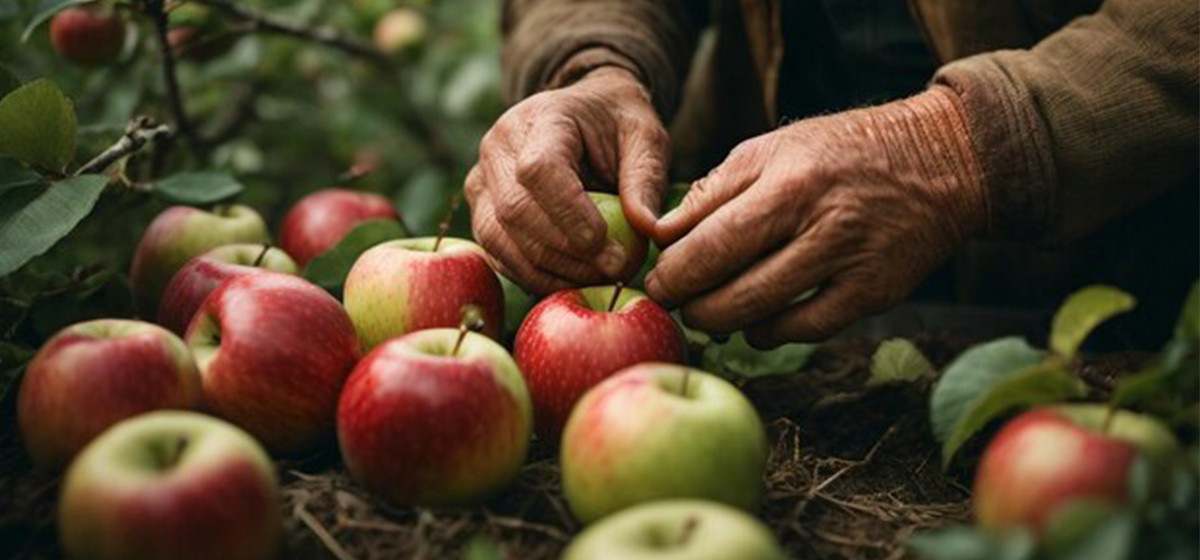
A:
[933,0,1198,243]
[500,0,701,120]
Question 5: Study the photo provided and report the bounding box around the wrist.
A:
[548,47,650,96]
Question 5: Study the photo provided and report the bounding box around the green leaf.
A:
[1050,285,1136,358]
[20,0,93,41]
[1173,281,1198,344]
[303,219,405,293]
[906,525,1035,560]
[1056,512,1138,560]
[0,156,43,197]
[0,65,19,98]
[499,274,533,338]
[1042,499,1125,558]
[929,337,1044,444]
[941,362,1088,466]
[868,338,935,387]
[462,534,503,560]
[151,171,244,206]
[0,174,107,277]
[0,79,77,172]
[701,331,816,379]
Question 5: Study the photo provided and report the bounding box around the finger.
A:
[645,181,801,308]
[472,198,575,296]
[653,138,768,245]
[515,116,609,258]
[617,121,670,237]
[679,224,847,334]
[491,178,610,285]
[743,276,890,347]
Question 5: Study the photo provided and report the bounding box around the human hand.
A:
[465,66,669,295]
[645,86,987,347]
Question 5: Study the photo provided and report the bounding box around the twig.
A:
[186,0,390,65]
[143,0,201,158]
[75,117,174,176]
[200,83,258,146]
[808,423,898,497]
[481,511,571,542]
[294,499,357,560]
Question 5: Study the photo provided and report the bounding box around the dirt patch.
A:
[0,336,979,560]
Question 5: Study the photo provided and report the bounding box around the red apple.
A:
[337,328,532,506]
[278,188,402,268]
[973,404,1179,533]
[186,272,360,455]
[514,285,686,440]
[59,411,280,560]
[343,237,504,351]
[49,3,126,67]
[18,319,201,470]
[157,244,298,336]
[131,205,270,319]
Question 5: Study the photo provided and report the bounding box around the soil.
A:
[1,334,1002,560]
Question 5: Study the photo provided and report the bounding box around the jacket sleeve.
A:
[501,0,703,120]
[933,0,1198,242]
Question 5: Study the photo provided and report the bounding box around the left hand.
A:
[644,86,987,347]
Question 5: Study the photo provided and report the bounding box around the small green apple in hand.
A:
[587,192,648,282]
[563,499,787,560]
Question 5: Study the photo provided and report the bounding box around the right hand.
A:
[465,66,669,295]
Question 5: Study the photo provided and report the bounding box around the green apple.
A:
[561,363,769,523]
[563,499,787,560]
[588,192,648,281]
[131,205,270,318]
[59,411,281,560]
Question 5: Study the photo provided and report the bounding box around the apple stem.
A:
[452,305,485,356]
[1101,403,1117,434]
[252,244,271,267]
[163,435,188,470]
[432,194,461,253]
[607,282,624,313]
[678,515,699,546]
[679,367,691,397]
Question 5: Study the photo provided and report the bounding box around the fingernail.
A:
[594,242,626,278]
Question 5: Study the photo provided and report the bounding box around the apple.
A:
[343,237,504,351]
[131,205,270,319]
[157,244,298,336]
[973,404,1180,533]
[49,3,126,67]
[514,285,685,439]
[587,191,648,281]
[563,499,787,560]
[187,272,360,455]
[278,188,403,268]
[59,411,280,560]
[17,319,202,471]
[561,364,768,524]
[373,8,426,54]
[337,328,532,506]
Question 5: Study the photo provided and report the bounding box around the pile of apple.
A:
[17,188,789,559]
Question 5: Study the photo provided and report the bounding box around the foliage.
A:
[868,337,935,387]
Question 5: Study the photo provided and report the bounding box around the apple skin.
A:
[131,205,270,319]
[563,499,787,560]
[17,319,202,471]
[587,192,648,281]
[59,411,280,560]
[561,364,768,524]
[337,329,532,507]
[157,244,297,336]
[278,188,402,268]
[187,272,360,456]
[514,285,685,440]
[49,4,126,67]
[973,404,1179,533]
[343,237,504,351]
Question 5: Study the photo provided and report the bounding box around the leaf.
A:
[0,174,107,277]
[1042,499,1126,558]
[499,274,533,338]
[303,219,405,293]
[1050,285,1136,358]
[0,79,77,172]
[929,337,1044,444]
[0,65,19,98]
[20,0,92,41]
[1173,281,1198,344]
[868,338,935,387]
[906,525,1035,560]
[0,156,43,197]
[151,171,244,206]
[1056,512,1138,560]
[701,331,816,379]
[941,362,1088,466]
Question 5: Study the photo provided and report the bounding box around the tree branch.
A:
[144,0,201,158]
[75,117,174,176]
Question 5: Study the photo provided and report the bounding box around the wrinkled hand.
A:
[465,66,669,295]
[645,86,987,347]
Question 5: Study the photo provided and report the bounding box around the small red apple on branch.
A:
[50,3,127,67]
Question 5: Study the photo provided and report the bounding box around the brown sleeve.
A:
[933,0,1198,243]
[501,0,702,120]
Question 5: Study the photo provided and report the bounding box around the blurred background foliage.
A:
[0,0,504,356]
